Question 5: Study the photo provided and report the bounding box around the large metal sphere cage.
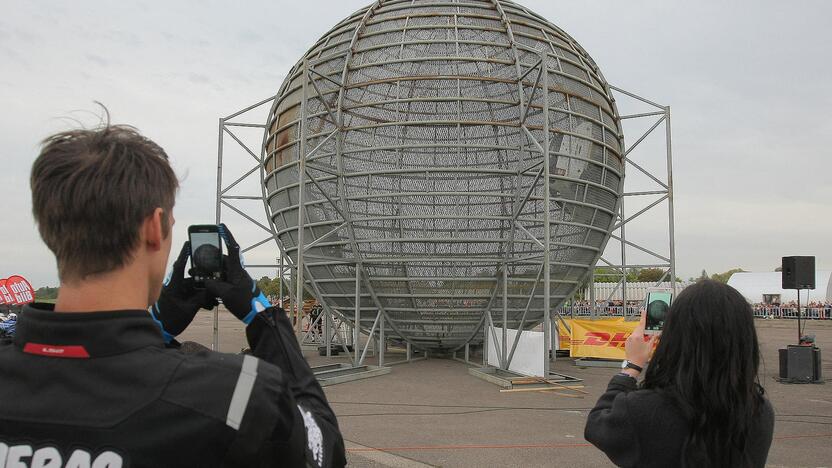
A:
[261,0,624,352]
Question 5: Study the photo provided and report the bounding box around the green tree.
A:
[257,276,274,296]
[711,268,745,284]
[593,267,622,283]
[34,286,59,300]
[620,268,644,283]
[256,276,290,298]
[636,268,666,283]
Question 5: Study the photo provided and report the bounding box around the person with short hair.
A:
[585,279,774,467]
[0,121,346,467]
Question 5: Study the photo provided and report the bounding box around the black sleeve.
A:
[584,374,641,467]
[245,307,346,468]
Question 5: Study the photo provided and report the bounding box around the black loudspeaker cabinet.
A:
[813,348,823,382]
[782,256,816,290]
[779,345,823,383]
[778,348,788,379]
[788,346,814,382]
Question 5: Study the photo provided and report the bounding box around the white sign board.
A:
[486,326,545,376]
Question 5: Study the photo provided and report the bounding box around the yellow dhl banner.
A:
[559,318,639,359]
[557,320,572,350]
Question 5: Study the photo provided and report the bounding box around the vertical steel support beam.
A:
[482,324,488,366]
[295,59,309,339]
[324,303,332,357]
[620,199,628,316]
[665,106,677,295]
[278,255,284,306]
[354,266,361,367]
[378,312,385,366]
[541,51,552,375]
[214,118,224,352]
[465,342,470,364]
[589,270,596,319]
[288,267,294,328]
[501,263,508,369]
[407,341,412,362]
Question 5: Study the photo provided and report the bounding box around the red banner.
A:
[4,275,35,305]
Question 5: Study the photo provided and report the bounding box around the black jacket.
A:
[0,303,346,468]
[585,374,774,467]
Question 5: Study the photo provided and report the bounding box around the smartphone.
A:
[188,224,223,288]
[644,289,672,335]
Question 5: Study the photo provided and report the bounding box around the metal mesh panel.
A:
[263,0,623,351]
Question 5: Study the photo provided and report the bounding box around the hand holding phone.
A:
[188,225,224,288]
[152,241,219,342]
[624,309,658,370]
[203,224,271,325]
[644,289,672,335]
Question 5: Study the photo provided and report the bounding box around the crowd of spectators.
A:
[752,301,831,320]
[558,300,832,320]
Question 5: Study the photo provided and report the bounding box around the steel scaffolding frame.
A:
[260,1,627,371]
[215,96,373,366]
[213,84,674,371]
[214,0,673,375]
[586,87,676,320]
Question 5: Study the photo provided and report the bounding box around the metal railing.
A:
[752,307,831,320]
[555,305,832,320]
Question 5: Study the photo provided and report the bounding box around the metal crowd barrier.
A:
[753,307,830,320]
[561,306,831,320]
[557,305,646,317]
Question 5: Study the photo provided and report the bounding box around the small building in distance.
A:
[727,271,832,304]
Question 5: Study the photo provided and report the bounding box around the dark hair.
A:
[642,279,765,467]
[31,121,178,282]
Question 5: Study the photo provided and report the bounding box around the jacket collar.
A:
[14,303,165,358]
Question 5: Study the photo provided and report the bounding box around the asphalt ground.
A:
[179,311,832,467]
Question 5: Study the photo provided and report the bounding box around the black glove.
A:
[205,224,271,324]
[151,241,218,343]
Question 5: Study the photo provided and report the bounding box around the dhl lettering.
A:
[582,332,610,346]
[608,332,628,348]
[582,331,631,347]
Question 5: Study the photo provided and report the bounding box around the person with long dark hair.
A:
[585,279,774,467]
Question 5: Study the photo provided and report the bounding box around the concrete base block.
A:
[573,357,623,368]
[315,364,391,386]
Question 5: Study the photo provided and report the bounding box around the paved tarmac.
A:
[180,311,832,467]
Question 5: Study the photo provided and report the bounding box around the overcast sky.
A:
[2,0,829,287]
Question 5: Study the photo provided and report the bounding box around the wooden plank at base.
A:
[499,388,584,397]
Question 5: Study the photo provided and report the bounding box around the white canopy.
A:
[727,271,832,303]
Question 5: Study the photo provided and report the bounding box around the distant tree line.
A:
[34,286,59,301]
[592,266,756,286]
[27,265,780,304]
[256,276,313,300]
[592,267,679,284]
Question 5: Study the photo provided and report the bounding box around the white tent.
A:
[727,271,832,303]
